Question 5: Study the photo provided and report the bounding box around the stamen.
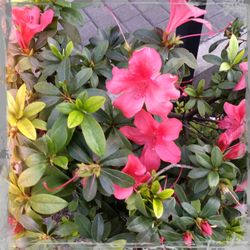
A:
[104,4,130,49]
[43,174,79,192]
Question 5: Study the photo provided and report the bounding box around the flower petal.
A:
[113,185,133,200]
[140,144,161,171]
[129,47,162,79]
[113,91,144,118]
[134,109,157,134]
[106,67,135,94]
[120,126,145,145]
[159,118,183,141]
[155,140,181,164]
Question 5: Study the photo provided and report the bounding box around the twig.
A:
[148,164,193,183]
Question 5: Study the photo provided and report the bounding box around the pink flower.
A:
[165,0,213,35]
[219,100,246,143]
[8,216,24,235]
[12,6,54,50]
[235,180,248,192]
[199,220,213,237]
[113,154,150,200]
[183,231,193,246]
[217,133,246,160]
[106,47,179,118]
[234,62,248,91]
[120,110,182,171]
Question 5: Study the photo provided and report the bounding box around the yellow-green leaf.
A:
[8,113,17,126]
[18,165,46,188]
[52,156,68,170]
[7,91,17,115]
[29,194,68,215]
[219,62,231,72]
[153,198,164,219]
[16,84,26,119]
[157,189,174,200]
[67,110,84,128]
[32,119,47,130]
[17,117,37,140]
[83,96,106,113]
[24,102,46,118]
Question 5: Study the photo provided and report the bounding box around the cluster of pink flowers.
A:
[12,6,54,52]
[218,99,246,160]
[107,47,182,199]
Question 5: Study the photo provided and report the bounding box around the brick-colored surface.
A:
[80,0,243,42]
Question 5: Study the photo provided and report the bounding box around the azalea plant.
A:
[6,0,248,248]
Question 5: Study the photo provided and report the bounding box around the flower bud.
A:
[200,220,213,237]
[183,231,193,246]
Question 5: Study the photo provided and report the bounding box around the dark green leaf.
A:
[34,81,61,96]
[102,169,135,188]
[174,184,188,202]
[74,213,91,238]
[134,29,161,44]
[91,214,104,242]
[83,175,97,202]
[200,197,221,218]
[76,68,93,89]
[93,41,109,62]
[188,168,210,179]
[99,175,114,195]
[211,146,223,167]
[203,54,222,65]
[181,202,198,217]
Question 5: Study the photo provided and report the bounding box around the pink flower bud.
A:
[200,220,213,237]
[183,231,193,246]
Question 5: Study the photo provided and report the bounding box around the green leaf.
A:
[134,29,161,44]
[174,184,188,202]
[184,87,197,97]
[17,117,37,140]
[185,98,196,110]
[153,199,164,219]
[188,168,210,179]
[211,146,223,167]
[200,197,220,218]
[207,171,219,188]
[233,49,245,65]
[18,165,46,188]
[196,153,212,169]
[219,62,231,72]
[57,103,76,114]
[196,79,205,95]
[191,200,201,213]
[209,38,227,53]
[134,193,148,217]
[93,41,109,62]
[127,216,152,233]
[90,72,99,88]
[29,194,68,215]
[74,213,91,238]
[48,115,68,153]
[227,34,239,63]
[102,169,135,188]
[32,119,47,131]
[197,100,206,117]
[171,48,197,69]
[67,110,84,128]
[53,222,78,237]
[81,114,106,157]
[157,189,174,200]
[65,41,74,57]
[91,214,104,242]
[99,175,114,195]
[83,175,97,202]
[151,181,161,194]
[57,58,70,82]
[181,202,198,217]
[34,81,61,96]
[49,43,63,60]
[76,68,93,89]
[61,8,84,27]
[219,81,236,90]
[52,156,68,170]
[83,96,106,113]
[203,54,222,65]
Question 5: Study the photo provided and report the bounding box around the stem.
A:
[43,174,79,192]
[148,164,193,183]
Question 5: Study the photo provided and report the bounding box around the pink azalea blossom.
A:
[235,180,248,192]
[219,100,246,143]
[120,109,182,171]
[113,154,151,200]
[199,220,213,237]
[12,6,54,50]
[234,62,248,91]
[217,133,246,160]
[183,231,193,246]
[106,47,180,118]
[165,0,213,35]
